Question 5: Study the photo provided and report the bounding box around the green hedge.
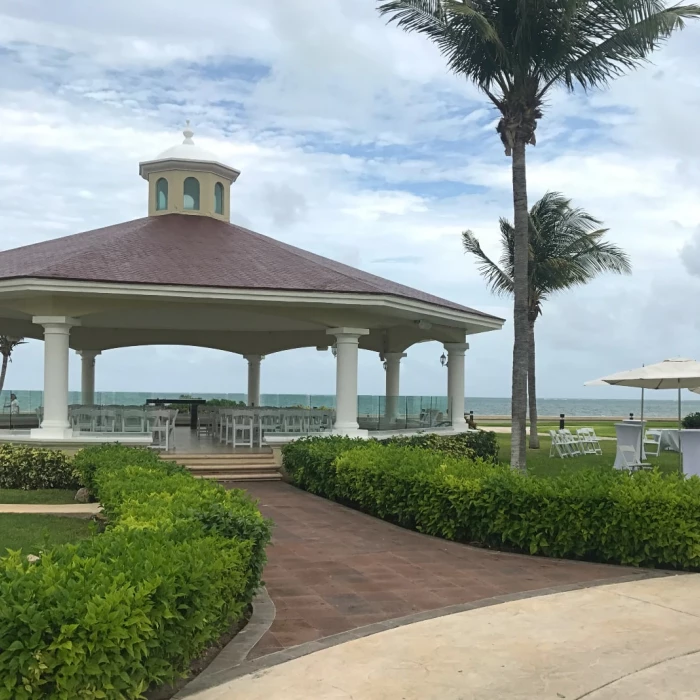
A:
[378,430,498,462]
[283,440,700,571]
[0,444,80,490]
[0,447,272,699]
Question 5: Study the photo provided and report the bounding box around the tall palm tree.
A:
[463,192,631,448]
[0,336,24,394]
[377,0,699,468]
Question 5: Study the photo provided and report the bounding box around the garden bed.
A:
[0,444,272,699]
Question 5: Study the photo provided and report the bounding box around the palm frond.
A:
[462,229,514,296]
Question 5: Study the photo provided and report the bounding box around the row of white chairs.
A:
[67,406,178,450]
[549,428,603,458]
[197,408,335,448]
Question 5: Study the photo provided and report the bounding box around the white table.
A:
[614,421,646,469]
[657,429,680,452]
[680,430,700,478]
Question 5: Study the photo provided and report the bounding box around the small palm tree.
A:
[0,336,25,394]
[463,192,631,448]
[377,0,699,468]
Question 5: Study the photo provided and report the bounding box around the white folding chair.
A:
[122,408,146,433]
[219,409,234,445]
[283,410,308,433]
[558,429,582,457]
[259,411,282,438]
[95,408,117,432]
[577,427,602,455]
[72,408,96,432]
[549,430,569,458]
[644,430,662,457]
[232,412,254,448]
[618,445,652,472]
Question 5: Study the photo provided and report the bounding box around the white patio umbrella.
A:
[585,358,700,464]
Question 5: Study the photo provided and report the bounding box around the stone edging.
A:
[175,570,674,696]
[175,588,276,698]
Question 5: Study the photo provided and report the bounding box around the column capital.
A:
[76,350,101,360]
[383,352,407,362]
[444,342,470,355]
[243,354,264,363]
[326,327,370,340]
[33,316,81,332]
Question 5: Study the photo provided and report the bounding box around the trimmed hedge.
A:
[0,446,272,699]
[283,439,700,571]
[378,430,498,462]
[0,444,80,490]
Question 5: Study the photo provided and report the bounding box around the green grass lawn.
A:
[0,489,77,504]
[495,434,683,477]
[0,514,93,556]
[481,419,678,439]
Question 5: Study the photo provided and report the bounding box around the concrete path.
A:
[239,483,650,657]
[189,574,700,699]
[0,503,101,514]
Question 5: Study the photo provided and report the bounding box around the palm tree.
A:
[0,336,25,394]
[377,0,699,468]
[463,192,631,448]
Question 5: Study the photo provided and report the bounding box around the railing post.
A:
[559,413,565,430]
[629,412,634,421]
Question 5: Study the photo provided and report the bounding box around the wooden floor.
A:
[169,427,272,454]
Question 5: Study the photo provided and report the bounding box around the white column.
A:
[244,354,263,407]
[77,350,101,405]
[31,316,80,440]
[445,342,469,431]
[384,352,406,423]
[327,327,369,436]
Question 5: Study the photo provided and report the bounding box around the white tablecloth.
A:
[614,421,646,469]
[657,429,680,452]
[680,430,700,478]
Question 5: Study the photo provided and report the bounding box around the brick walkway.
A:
[241,482,649,658]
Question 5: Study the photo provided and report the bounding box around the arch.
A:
[183,177,200,210]
[214,182,224,215]
[156,178,168,211]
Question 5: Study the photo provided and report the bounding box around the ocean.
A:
[4,390,699,419]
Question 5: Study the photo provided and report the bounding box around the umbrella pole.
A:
[639,386,645,461]
[679,387,683,473]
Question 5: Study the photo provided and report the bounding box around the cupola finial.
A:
[182,120,194,144]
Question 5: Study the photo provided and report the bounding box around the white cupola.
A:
[139,122,241,221]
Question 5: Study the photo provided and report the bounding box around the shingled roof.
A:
[0,214,498,318]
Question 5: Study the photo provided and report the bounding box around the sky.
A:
[0,0,699,401]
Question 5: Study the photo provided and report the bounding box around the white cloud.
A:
[0,0,699,401]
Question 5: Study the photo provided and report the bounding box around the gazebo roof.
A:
[0,214,499,319]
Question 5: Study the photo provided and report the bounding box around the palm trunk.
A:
[510,137,529,470]
[0,354,8,395]
[527,319,540,449]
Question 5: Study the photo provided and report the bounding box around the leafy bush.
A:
[206,398,246,408]
[378,430,498,462]
[284,440,700,571]
[72,443,183,491]
[683,412,700,429]
[0,444,79,490]
[0,447,272,699]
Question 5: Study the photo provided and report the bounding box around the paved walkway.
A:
[241,482,651,658]
[0,503,101,514]
[189,574,700,699]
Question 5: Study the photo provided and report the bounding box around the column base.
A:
[31,425,74,440]
[331,426,369,438]
[448,422,471,434]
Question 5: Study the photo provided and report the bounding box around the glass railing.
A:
[358,395,451,431]
[1,391,455,432]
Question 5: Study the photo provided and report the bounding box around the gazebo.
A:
[0,125,503,444]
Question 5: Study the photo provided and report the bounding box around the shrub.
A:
[683,412,700,429]
[72,443,184,491]
[284,440,700,571]
[0,444,79,490]
[378,430,498,462]
[0,447,272,699]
